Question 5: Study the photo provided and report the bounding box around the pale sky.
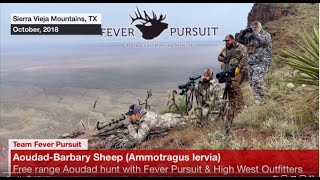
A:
[0,3,254,45]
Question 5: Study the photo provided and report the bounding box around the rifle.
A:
[178,75,201,113]
[95,114,128,136]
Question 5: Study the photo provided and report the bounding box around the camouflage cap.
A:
[250,21,262,31]
[223,34,234,41]
[203,68,214,80]
[250,21,261,28]
[125,104,143,115]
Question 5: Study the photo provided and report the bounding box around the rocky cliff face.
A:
[246,3,318,54]
[247,3,295,26]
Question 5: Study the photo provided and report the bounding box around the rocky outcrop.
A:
[247,3,295,26]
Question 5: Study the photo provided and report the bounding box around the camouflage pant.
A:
[229,73,244,116]
[196,82,211,107]
[240,65,249,85]
[248,64,267,103]
[103,135,134,149]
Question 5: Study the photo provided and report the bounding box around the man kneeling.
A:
[197,68,222,108]
[186,69,223,124]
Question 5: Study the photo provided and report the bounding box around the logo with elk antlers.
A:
[129,7,168,40]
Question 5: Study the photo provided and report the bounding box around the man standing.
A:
[237,21,272,104]
[217,34,247,116]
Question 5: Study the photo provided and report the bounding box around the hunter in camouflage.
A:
[197,69,222,107]
[109,75,224,148]
[217,34,247,116]
[236,21,272,104]
[186,68,223,124]
[109,104,186,148]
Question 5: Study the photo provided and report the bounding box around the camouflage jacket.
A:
[198,79,222,106]
[237,29,272,66]
[187,79,223,123]
[125,110,185,147]
[219,42,247,72]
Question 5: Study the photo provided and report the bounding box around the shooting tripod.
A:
[217,76,236,136]
[179,82,199,114]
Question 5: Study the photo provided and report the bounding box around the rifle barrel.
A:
[96,114,126,130]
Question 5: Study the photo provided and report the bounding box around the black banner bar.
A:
[11,24,102,35]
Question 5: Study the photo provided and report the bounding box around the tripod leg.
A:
[225,105,234,137]
[194,88,199,107]
[224,86,235,137]
[185,93,188,114]
[218,87,228,119]
[188,94,192,112]
[190,91,194,110]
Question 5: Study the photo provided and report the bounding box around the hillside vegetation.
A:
[137,3,319,150]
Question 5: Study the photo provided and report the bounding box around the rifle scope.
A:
[189,75,201,81]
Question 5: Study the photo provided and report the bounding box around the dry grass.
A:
[140,68,319,150]
[191,64,319,150]
[136,124,219,150]
[141,3,319,150]
[266,3,319,58]
[70,3,319,150]
[142,79,319,150]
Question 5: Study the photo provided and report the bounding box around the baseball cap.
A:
[223,34,234,41]
[125,104,143,115]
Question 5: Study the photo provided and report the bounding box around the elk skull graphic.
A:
[130,7,168,40]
